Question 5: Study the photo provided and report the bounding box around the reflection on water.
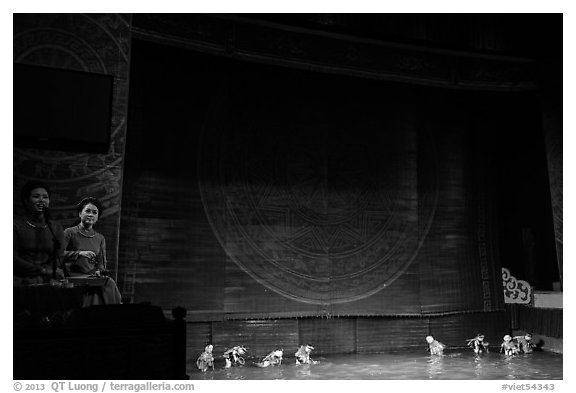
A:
[189,350,562,380]
[294,363,312,378]
[503,354,516,379]
[427,355,444,379]
[473,354,484,378]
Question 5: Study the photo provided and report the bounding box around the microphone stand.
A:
[45,214,69,279]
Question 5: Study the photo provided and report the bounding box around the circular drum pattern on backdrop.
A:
[198,100,437,305]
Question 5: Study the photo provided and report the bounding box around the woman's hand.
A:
[41,267,64,279]
[78,251,96,260]
[54,268,65,279]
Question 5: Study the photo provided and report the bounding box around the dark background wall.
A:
[118,34,558,320]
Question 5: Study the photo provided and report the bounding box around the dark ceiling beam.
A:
[131,14,538,91]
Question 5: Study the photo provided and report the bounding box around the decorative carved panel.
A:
[502,267,532,305]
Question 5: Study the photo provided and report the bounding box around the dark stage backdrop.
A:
[119,42,554,319]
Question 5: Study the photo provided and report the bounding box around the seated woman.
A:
[63,197,121,305]
[14,181,65,285]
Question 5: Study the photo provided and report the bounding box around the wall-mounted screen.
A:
[14,63,114,153]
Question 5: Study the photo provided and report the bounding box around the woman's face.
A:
[79,202,99,227]
[26,187,50,213]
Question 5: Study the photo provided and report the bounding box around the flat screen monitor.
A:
[14,63,114,153]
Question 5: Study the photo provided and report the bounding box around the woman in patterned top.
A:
[13,181,65,285]
[63,197,121,304]
[12,181,64,286]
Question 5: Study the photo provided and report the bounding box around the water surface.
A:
[189,350,562,380]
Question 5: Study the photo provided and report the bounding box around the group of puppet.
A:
[196,344,317,372]
[426,333,536,356]
[197,333,536,372]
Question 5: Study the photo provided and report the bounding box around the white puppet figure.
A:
[426,335,446,356]
[500,335,519,356]
[513,333,535,353]
[196,344,215,372]
[466,334,489,354]
[295,345,317,365]
[223,345,247,368]
[255,349,284,368]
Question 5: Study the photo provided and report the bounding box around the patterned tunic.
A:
[13,216,64,284]
[63,225,107,272]
[63,225,122,304]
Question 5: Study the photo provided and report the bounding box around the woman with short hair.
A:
[64,197,122,304]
